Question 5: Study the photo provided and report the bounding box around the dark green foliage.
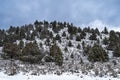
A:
[20,55,43,64]
[102,27,108,34]
[55,34,61,40]
[34,20,39,26]
[109,30,118,42]
[76,35,81,41]
[89,33,97,40]
[77,44,81,49]
[51,21,57,32]
[7,26,16,34]
[80,31,86,39]
[83,27,90,33]
[83,45,91,56]
[64,47,68,52]
[78,27,81,33]
[22,42,40,56]
[107,30,119,50]
[62,31,66,37]
[19,28,26,40]
[69,34,73,40]
[3,34,17,43]
[21,42,43,63]
[51,21,61,33]
[44,56,54,62]
[102,37,109,45]
[95,28,100,35]
[40,29,50,39]
[82,41,85,48]
[113,46,120,57]
[70,53,74,59]
[45,38,50,46]
[39,42,43,48]
[49,32,53,38]
[63,22,67,27]
[88,44,109,62]
[2,43,21,59]
[19,40,24,49]
[68,41,73,47]
[68,24,77,35]
[0,40,3,47]
[50,44,63,66]
[44,20,49,28]
[96,39,100,45]
[30,30,38,40]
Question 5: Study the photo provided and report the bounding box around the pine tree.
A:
[62,31,66,37]
[19,40,24,49]
[78,27,81,33]
[50,44,63,66]
[76,35,81,41]
[102,27,108,34]
[2,43,21,59]
[80,31,86,39]
[68,41,73,47]
[107,30,119,50]
[89,32,97,40]
[77,44,81,49]
[64,47,68,52]
[113,46,120,57]
[34,20,39,26]
[88,44,109,62]
[70,53,74,59]
[55,34,61,40]
[95,28,100,35]
[21,42,43,63]
[102,37,109,45]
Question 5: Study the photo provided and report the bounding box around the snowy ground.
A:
[0,72,119,80]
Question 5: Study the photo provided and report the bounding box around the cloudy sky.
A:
[0,0,120,29]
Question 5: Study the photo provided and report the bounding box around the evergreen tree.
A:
[68,25,77,35]
[55,34,61,40]
[77,44,81,49]
[80,31,86,39]
[49,32,53,38]
[62,31,66,37]
[78,27,81,33]
[34,20,39,26]
[50,44,63,66]
[95,28,100,35]
[19,40,24,49]
[107,30,119,50]
[70,53,74,59]
[102,37,109,45]
[21,42,43,63]
[82,41,85,49]
[68,41,73,47]
[76,35,81,41]
[113,46,120,57]
[102,27,108,34]
[88,44,109,62]
[83,45,91,56]
[45,38,50,46]
[2,43,21,59]
[64,46,68,52]
[89,32,97,40]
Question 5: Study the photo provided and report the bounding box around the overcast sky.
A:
[0,0,120,29]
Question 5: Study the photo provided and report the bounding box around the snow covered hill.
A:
[0,20,120,79]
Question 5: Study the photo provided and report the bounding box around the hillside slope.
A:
[0,20,120,78]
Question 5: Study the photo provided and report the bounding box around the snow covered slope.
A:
[0,72,119,80]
